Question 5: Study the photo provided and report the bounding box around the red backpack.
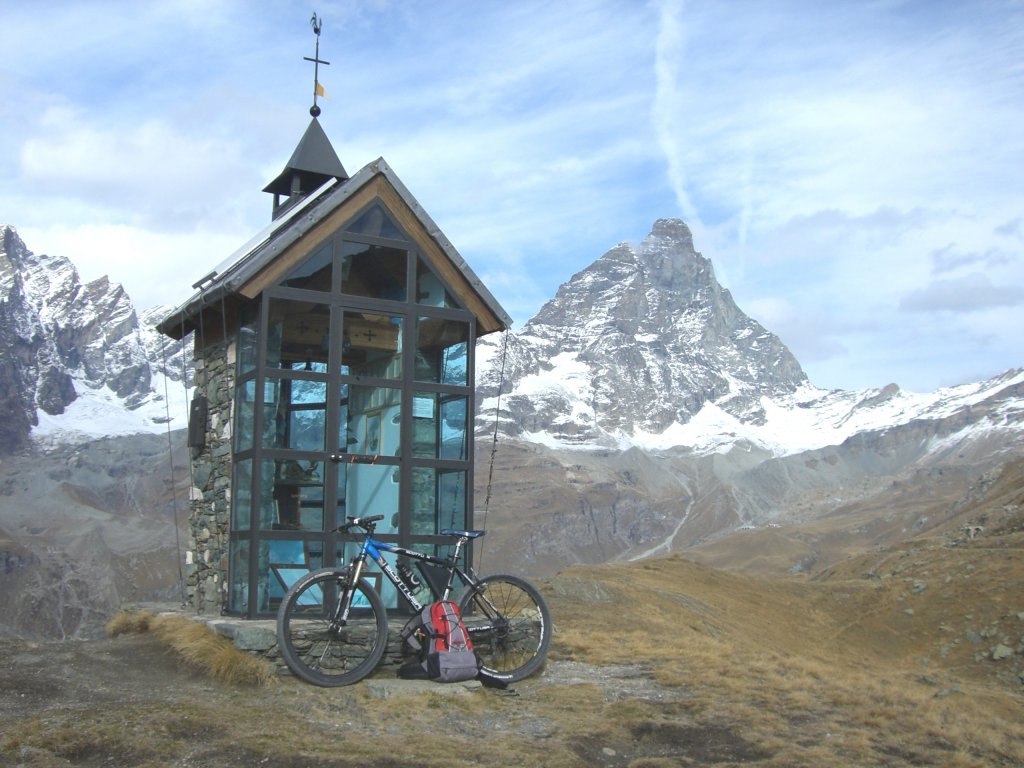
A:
[399,600,480,683]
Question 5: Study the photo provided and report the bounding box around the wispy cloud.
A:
[900,273,1024,313]
[652,0,702,229]
[0,0,1021,391]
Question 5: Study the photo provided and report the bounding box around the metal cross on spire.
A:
[304,13,330,117]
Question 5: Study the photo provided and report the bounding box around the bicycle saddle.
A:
[440,529,486,539]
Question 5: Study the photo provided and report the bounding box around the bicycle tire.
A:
[276,567,388,687]
[458,574,551,683]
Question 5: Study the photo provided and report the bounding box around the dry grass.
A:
[547,549,1024,767]
[5,492,1022,766]
[106,610,275,687]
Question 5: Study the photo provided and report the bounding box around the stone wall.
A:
[206,616,413,676]
[184,336,235,614]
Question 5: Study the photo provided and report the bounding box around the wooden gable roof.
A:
[157,158,511,340]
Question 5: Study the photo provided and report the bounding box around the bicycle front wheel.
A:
[276,567,388,687]
[458,574,551,683]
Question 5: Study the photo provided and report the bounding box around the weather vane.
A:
[304,13,329,117]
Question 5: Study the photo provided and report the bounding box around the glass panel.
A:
[265,297,331,370]
[262,377,327,451]
[412,393,468,460]
[337,463,399,532]
[264,544,324,611]
[257,458,276,529]
[228,538,250,613]
[258,538,322,612]
[437,470,468,532]
[410,467,434,536]
[261,379,279,446]
[341,311,402,379]
[411,468,467,535]
[416,256,459,308]
[231,459,253,531]
[415,316,469,385]
[280,241,332,291]
[335,542,400,609]
[345,203,406,240]
[237,301,259,375]
[337,382,352,455]
[267,458,324,531]
[234,379,256,452]
[439,397,469,460]
[340,241,407,301]
[347,385,401,456]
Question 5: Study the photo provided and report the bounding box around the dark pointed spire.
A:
[263,15,348,219]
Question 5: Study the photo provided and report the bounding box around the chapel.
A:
[157,30,510,618]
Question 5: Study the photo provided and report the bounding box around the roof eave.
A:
[156,158,512,339]
[370,158,513,333]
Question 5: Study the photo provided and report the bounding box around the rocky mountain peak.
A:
[0,226,178,453]
[479,219,807,445]
[647,216,695,246]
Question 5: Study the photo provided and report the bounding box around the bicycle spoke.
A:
[276,569,388,687]
[459,574,551,682]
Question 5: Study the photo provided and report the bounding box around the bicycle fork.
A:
[329,554,369,632]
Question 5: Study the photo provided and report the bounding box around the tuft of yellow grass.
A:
[105,609,154,637]
[106,610,274,687]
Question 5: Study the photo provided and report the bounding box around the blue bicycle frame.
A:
[339,524,477,623]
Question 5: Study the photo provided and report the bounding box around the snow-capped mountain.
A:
[477,219,1024,459]
[1,218,1021,634]
[478,219,805,444]
[8,217,1019,465]
[471,219,1024,577]
[0,226,189,451]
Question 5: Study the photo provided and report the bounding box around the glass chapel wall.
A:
[227,205,476,617]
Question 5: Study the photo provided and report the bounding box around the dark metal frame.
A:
[228,206,477,618]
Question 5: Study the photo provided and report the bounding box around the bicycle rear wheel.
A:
[458,574,551,683]
[276,567,388,687]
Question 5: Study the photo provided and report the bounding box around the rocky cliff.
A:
[472,219,1024,576]
[477,219,806,444]
[0,226,187,452]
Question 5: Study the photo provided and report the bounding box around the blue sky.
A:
[2,0,1022,392]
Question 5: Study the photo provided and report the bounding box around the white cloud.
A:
[901,273,1024,313]
[17,222,247,313]
[652,0,702,227]
[0,0,1021,392]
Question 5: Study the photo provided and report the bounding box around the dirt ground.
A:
[0,633,279,766]
[0,631,741,768]
[4,526,1024,767]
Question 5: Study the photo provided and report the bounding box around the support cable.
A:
[161,341,187,607]
[217,293,231,615]
[179,316,201,609]
[478,329,510,572]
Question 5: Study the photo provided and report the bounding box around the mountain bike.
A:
[276,514,552,687]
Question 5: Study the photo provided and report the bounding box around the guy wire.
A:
[161,339,187,606]
[478,328,510,571]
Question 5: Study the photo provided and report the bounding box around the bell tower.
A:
[262,14,348,219]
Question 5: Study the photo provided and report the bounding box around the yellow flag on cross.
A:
[315,81,326,98]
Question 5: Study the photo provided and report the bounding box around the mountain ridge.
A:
[1,219,1021,638]
[477,219,807,445]
[476,219,1023,458]
[0,225,189,451]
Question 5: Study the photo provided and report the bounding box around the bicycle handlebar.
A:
[338,514,385,533]
[338,515,486,542]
